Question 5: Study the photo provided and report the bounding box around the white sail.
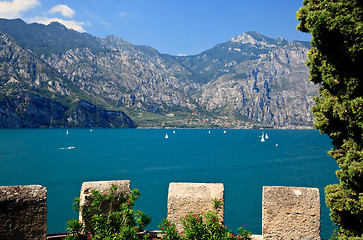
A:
[261,132,265,142]
[165,133,169,139]
[265,133,269,139]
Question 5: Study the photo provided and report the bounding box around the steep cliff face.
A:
[0,94,135,128]
[192,34,316,126]
[66,100,135,128]
[0,28,135,128]
[0,32,69,96]
[0,19,318,128]
[41,35,200,114]
[0,94,66,128]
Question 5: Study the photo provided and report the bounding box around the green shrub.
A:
[65,185,151,240]
[159,198,251,240]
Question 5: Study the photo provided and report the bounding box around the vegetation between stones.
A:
[65,186,251,240]
[159,198,251,240]
[65,184,151,240]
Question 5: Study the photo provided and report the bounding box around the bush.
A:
[65,184,151,240]
[158,198,251,240]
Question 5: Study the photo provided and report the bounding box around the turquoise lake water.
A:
[0,129,338,238]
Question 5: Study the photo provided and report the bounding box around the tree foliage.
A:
[297,0,363,238]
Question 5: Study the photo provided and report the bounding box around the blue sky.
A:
[0,0,311,55]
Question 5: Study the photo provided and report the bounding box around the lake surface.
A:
[0,129,338,238]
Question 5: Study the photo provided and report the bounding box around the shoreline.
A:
[135,126,315,130]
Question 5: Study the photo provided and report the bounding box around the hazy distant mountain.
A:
[0,18,318,128]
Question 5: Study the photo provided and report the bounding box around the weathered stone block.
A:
[167,182,224,231]
[262,186,321,240]
[0,185,47,240]
[79,180,131,234]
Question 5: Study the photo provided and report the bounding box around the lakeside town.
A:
[141,113,314,129]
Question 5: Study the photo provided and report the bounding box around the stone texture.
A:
[0,185,47,240]
[251,235,263,240]
[79,180,131,234]
[167,182,224,231]
[262,186,321,240]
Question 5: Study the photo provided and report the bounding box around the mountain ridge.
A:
[0,18,317,128]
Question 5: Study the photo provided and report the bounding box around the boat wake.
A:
[59,146,75,150]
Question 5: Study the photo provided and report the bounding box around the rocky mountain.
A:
[184,32,316,126]
[0,18,318,128]
[0,19,134,128]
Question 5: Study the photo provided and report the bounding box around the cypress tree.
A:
[296,0,363,238]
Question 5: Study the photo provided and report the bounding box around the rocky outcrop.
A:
[0,94,135,128]
[0,94,66,128]
[67,100,135,128]
[0,29,135,128]
[196,39,316,126]
[42,37,200,114]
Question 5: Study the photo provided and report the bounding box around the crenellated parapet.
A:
[0,182,321,239]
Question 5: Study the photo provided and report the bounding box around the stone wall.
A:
[262,186,321,240]
[78,180,131,235]
[167,182,224,231]
[0,182,323,239]
[0,185,47,240]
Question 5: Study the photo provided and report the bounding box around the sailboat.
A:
[165,133,169,139]
[261,133,265,142]
[66,130,69,135]
[265,133,269,139]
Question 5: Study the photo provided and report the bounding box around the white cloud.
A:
[119,12,127,18]
[0,1,87,33]
[48,4,75,18]
[177,53,187,57]
[31,17,86,32]
[0,0,40,18]
[101,21,109,26]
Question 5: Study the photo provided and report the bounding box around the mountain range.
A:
[0,18,318,128]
